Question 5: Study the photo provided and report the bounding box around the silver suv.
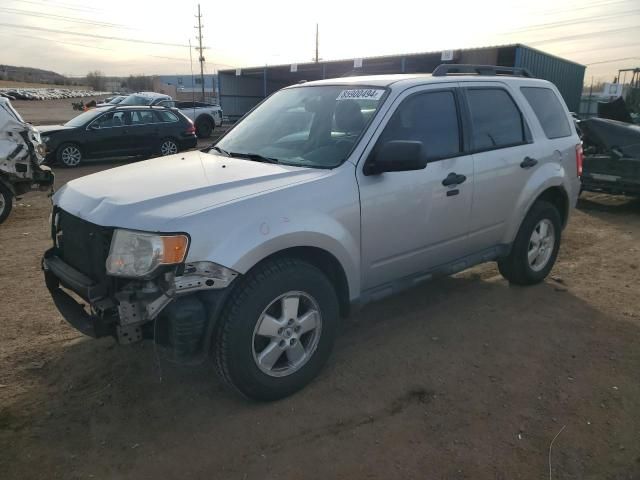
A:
[43,65,582,400]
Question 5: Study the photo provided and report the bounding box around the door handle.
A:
[442,172,467,186]
[520,157,538,168]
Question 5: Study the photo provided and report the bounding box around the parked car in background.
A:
[43,67,581,400]
[119,92,172,106]
[0,98,53,224]
[39,105,197,167]
[158,100,223,138]
[97,95,127,107]
[579,117,640,197]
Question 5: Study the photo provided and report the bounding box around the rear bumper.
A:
[179,135,198,150]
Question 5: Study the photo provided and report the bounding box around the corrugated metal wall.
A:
[514,45,585,112]
[218,72,265,118]
[219,44,585,118]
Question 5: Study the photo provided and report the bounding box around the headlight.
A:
[106,229,189,278]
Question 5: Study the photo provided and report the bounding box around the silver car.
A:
[43,66,582,400]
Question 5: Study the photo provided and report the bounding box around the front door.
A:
[84,111,131,157]
[357,84,474,292]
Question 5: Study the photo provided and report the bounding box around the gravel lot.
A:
[1,100,639,479]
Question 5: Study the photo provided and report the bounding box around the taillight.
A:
[575,144,584,177]
[185,123,195,135]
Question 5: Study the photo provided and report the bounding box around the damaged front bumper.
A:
[42,248,238,360]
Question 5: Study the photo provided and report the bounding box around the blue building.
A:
[153,74,219,103]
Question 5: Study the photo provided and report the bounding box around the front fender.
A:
[501,162,570,244]
[201,213,360,301]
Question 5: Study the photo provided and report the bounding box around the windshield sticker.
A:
[336,89,384,101]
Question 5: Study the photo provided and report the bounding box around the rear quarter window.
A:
[520,87,572,139]
[156,111,179,122]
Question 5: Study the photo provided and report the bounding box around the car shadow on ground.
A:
[3,273,640,479]
[577,192,640,214]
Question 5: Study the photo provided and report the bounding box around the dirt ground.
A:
[1,101,640,479]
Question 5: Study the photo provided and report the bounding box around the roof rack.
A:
[432,64,534,78]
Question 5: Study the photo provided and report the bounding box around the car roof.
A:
[129,91,171,98]
[295,73,553,90]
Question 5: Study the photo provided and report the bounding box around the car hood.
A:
[37,124,77,134]
[53,150,330,230]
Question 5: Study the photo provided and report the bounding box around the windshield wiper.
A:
[228,152,280,164]
[210,145,231,156]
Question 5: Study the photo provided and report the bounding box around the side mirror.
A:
[89,124,100,130]
[365,140,427,175]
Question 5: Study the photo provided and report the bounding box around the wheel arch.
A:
[503,164,573,245]
[240,246,352,318]
[196,113,215,125]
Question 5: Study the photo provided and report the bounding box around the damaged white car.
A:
[0,98,54,223]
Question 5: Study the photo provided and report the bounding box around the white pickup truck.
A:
[158,100,223,138]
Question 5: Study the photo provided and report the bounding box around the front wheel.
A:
[214,258,339,401]
[498,200,562,285]
[0,182,13,224]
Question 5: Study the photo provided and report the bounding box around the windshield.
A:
[119,95,154,106]
[64,109,107,127]
[110,96,125,104]
[214,85,387,168]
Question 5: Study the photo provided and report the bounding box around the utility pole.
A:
[195,4,206,102]
[314,23,319,63]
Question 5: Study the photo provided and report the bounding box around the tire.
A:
[56,143,83,167]
[498,200,562,285]
[158,138,179,156]
[0,182,13,225]
[214,257,340,401]
[195,117,214,138]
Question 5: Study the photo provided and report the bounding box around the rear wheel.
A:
[214,258,339,401]
[498,200,562,285]
[56,143,82,167]
[195,117,214,138]
[159,138,178,156]
[0,182,13,224]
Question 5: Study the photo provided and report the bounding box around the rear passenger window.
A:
[131,111,156,125]
[466,88,527,150]
[379,90,461,160]
[520,87,571,139]
[156,110,179,122]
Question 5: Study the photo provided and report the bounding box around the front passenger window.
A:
[378,91,461,161]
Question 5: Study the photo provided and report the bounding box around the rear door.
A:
[357,83,475,291]
[128,110,159,153]
[461,82,541,251]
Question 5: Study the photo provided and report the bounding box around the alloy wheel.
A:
[160,140,178,156]
[252,291,323,378]
[528,218,555,272]
[61,145,81,166]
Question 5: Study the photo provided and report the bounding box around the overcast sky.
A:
[0,0,638,83]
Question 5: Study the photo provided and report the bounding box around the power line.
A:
[10,0,104,14]
[0,6,134,29]
[586,57,640,66]
[503,8,640,34]
[0,22,190,47]
[529,25,640,46]
[8,32,194,63]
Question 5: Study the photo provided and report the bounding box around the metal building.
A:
[218,44,585,119]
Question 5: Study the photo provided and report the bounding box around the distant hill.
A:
[0,65,79,85]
